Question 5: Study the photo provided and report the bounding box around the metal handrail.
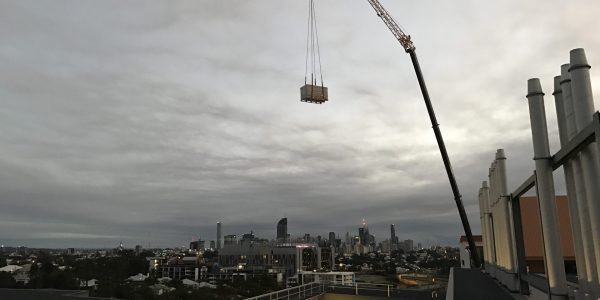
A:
[244,282,323,300]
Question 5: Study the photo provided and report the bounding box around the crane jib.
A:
[366,0,480,268]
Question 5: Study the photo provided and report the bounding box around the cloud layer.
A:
[0,0,599,248]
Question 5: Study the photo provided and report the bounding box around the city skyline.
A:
[1,0,599,249]
[1,218,430,249]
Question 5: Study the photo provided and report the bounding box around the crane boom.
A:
[366,0,481,268]
[366,0,414,51]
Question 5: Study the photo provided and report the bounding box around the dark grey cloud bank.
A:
[0,0,599,248]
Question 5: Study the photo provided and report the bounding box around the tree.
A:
[0,271,17,288]
[234,276,278,297]
[202,250,218,260]
[169,279,183,289]
[391,250,405,258]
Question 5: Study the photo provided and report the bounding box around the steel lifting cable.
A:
[311,0,316,85]
[304,0,324,87]
[304,0,311,85]
[313,0,324,87]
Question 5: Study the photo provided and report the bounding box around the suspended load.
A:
[301,84,328,103]
[301,0,328,104]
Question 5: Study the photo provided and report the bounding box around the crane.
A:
[366,0,481,268]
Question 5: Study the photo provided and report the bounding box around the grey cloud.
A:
[0,0,598,248]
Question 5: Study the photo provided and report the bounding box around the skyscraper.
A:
[403,239,414,252]
[359,219,370,246]
[328,232,336,246]
[358,227,366,245]
[216,222,222,250]
[224,234,238,246]
[277,218,287,242]
[390,224,398,250]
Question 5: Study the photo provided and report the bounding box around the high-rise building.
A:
[191,239,206,251]
[358,227,366,245]
[241,231,263,245]
[390,224,398,250]
[359,219,371,246]
[403,239,414,252]
[189,241,199,250]
[328,232,336,246]
[224,234,238,247]
[216,222,222,250]
[277,218,288,242]
[210,240,215,250]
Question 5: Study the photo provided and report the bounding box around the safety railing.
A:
[244,282,323,300]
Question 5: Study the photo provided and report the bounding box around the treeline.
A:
[0,250,151,291]
[0,250,281,299]
[106,276,279,300]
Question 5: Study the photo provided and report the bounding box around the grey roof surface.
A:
[452,268,515,300]
[0,289,101,300]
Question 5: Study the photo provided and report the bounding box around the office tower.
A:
[224,234,238,246]
[210,240,215,250]
[358,227,366,245]
[329,232,336,246]
[217,222,222,250]
[403,239,414,252]
[358,219,370,246]
[390,224,398,250]
[189,241,199,250]
[304,233,311,242]
[277,218,288,242]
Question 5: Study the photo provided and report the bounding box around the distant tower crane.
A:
[366,0,481,268]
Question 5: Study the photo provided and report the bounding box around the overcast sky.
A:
[1,0,599,249]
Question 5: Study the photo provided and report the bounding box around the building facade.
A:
[277,218,288,243]
[224,234,238,247]
[218,243,332,276]
[216,222,222,250]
